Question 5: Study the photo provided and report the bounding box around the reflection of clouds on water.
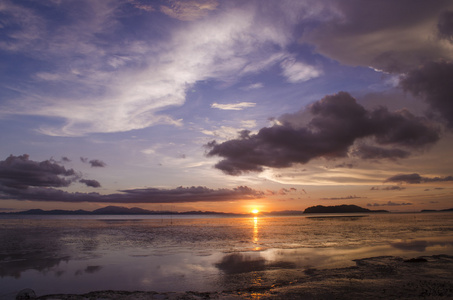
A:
[1,214,453,295]
[215,253,296,274]
[216,253,266,274]
[85,265,101,274]
[390,240,453,252]
[0,252,70,278]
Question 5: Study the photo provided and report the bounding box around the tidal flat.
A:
[1,213,453,299]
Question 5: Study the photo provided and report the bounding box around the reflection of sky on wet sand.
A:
[1,213,453,298]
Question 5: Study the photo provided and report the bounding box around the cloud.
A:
[401,61,453,128]
[128,0,155,12]
[438,10,453,41]
[0,1,323,136]
[201,126,246,140]
[280,57,322,83]
[79,179,101,188]
[206,92,440,175]
[367,201,412,207]
[0,185,263,204]
[0,154,263,203]
[80,157,106,167]
[320,195,364,200]
[303,0,453,72]
[240,120,257,128]
[89,159,106,168]
[0,154,78,189]
[385,173,453,184]
[242,83,264,90]
[352,144,410,160]
[160,0,219,21]
[370,186,406,191]
[211,102,256,111]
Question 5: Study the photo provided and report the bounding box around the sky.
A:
[1,0,453,213]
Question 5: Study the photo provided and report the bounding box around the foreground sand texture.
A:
[32,255,453,300]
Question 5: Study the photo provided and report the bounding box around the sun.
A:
[251,209,259,214]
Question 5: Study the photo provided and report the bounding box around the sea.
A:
[1,212,452,299]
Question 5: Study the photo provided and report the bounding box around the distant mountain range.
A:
[2,204,452,215]
[4,205,239,216]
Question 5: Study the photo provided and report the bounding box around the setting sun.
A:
[251,209,260,214]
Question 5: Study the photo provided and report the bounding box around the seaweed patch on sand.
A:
[34,255,453,299]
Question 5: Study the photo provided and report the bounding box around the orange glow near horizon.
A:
[251,209,259,214]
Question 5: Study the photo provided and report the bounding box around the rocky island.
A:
[303,204,388,214]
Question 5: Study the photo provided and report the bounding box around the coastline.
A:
[30,255,453,300]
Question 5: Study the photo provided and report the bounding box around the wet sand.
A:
[33,255,453,299]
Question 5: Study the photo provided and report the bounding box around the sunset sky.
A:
[1,0,453,213]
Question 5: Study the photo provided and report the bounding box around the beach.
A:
[2,213,453,299]
[30,255,453,299]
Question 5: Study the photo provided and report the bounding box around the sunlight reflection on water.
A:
[1,213,453,298]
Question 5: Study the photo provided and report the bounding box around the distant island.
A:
[421,208,453,213]
[303,204,388,214]
[1,205,380,216]
[4,204,453,216]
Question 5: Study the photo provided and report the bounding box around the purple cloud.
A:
[385,173,453,184]
[79,179,101,188]
[401,61,453,128]
[206,92,440,175]
[89,159,106,168]
[0,185,264,204]
[0,154,78,189]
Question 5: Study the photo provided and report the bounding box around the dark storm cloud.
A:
[401,61,453,128]
[61,156,71,162]
[0,154,78,189]
[385,173,453,184]
[352,145,410,160]
[79,179,101,188]
[304,0,453,73]
[206,92,440,175]
[438,10,453,41]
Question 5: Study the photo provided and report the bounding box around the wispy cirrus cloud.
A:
[160,0,219,21]
[280,58,322,83]
[211,102,256,110]
[0,1,323,136]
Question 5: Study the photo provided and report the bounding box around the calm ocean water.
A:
[1,212,452,299]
